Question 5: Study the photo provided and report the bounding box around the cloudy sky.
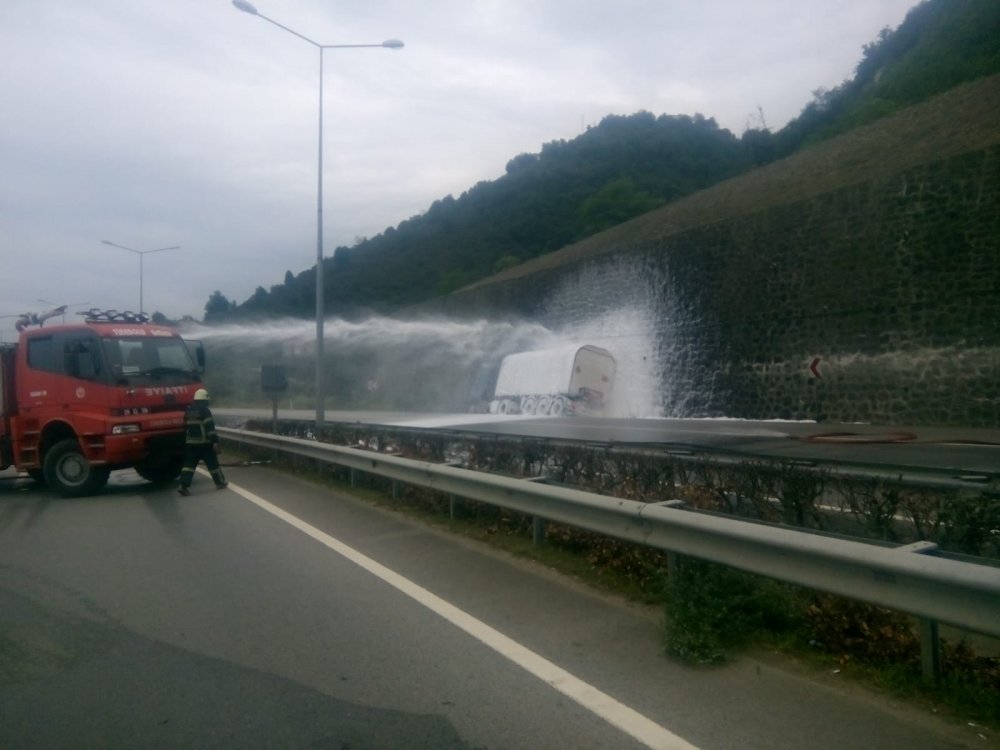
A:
[2,0,918,340]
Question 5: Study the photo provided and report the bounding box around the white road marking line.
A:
[226,481,699,750]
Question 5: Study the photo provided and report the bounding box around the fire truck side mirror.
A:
[185,339,206,373]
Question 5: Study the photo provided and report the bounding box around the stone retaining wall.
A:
[437,77,1000,427]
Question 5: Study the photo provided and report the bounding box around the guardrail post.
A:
[653,501,688,583]
[524,475,550,547]
[919,618,941,684]
[350,468,358,488]
[392,480,400,500]
[533,516,546,547]
[440,462,465,520]
[897,541,942,684]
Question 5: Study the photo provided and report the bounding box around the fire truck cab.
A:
[0,310,205,497]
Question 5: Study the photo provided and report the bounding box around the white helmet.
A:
[193,388,210,401]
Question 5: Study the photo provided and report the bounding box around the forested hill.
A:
[203,0,1000,323]
[209,112,750,320]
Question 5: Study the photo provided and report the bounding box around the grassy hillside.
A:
[774,0,1000,154]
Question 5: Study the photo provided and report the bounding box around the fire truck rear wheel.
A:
[43,439,111,497]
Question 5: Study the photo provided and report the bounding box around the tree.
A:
[204,290,233,322]
[577,177,661,235]
[493,255,520,273]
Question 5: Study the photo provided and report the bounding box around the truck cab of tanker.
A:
[0,310,204,496]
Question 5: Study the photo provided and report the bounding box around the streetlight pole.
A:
[232,0,403,428]
[101,240,180,314]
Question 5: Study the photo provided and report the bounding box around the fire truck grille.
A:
[112,405,185,417]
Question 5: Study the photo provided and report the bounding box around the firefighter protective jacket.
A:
[184,402,219,446]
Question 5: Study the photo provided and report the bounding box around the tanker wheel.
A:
[43,439,111,497]
[549,396,567,416]
[135,456,184,484]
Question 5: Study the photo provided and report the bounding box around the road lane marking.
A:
[227,481,700,750]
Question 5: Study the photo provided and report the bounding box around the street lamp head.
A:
[102,239,136,253]
[381,39,404,49]
[232,0,259,15]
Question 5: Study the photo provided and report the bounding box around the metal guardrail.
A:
[219,426,1000,642]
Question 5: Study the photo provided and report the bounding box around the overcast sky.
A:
[1,0,919,340]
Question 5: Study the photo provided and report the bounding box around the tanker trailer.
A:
[488,344,616,416]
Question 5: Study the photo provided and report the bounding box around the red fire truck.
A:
[1,309,205,496]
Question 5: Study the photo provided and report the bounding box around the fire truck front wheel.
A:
[43,439,111,497]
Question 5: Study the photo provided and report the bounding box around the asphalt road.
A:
[0,463,990,749]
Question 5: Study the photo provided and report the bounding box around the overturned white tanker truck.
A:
[488,344,616,416]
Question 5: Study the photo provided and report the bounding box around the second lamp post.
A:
[101,240,180,315]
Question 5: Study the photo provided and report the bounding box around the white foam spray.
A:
[185,256,672,416]
[538,256,669,418]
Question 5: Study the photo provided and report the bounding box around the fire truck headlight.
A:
[112,423,141,435]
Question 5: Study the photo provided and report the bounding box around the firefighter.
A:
[178,388,227,495]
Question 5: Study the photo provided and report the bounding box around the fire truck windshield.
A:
[104,337,199,385]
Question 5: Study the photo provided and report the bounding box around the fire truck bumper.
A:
[103,431,184,465]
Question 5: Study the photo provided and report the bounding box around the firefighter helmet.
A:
[193,388,210,401]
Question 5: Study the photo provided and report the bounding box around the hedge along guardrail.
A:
[218,426,1000,678]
